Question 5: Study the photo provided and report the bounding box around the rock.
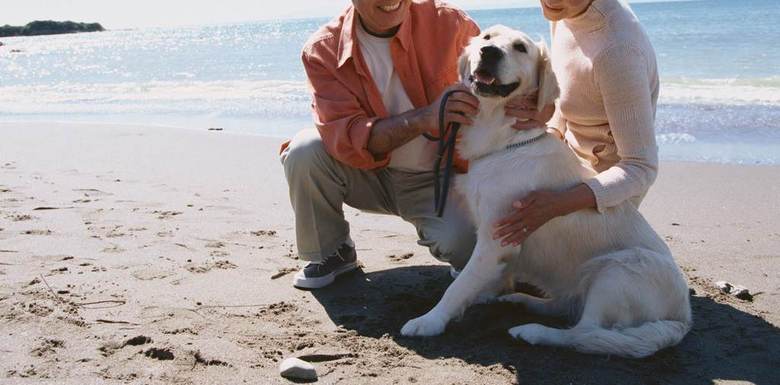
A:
[715,281,733,294]
[279,357,317,381]
[731,285,753,301]
[0,21,104,38]
[714,281,753,301]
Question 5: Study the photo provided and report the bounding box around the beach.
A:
[1,122,778,384]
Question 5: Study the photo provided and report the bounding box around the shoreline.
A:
[1,121,778,384]
[2,119,779,167]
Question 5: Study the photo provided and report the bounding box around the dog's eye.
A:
[483,34,491,40]
[513,42,527,53]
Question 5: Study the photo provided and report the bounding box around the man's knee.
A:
[282,129,331,180]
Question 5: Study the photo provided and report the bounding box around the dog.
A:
[400,25,691,358]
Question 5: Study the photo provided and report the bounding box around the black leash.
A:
[423,89,470,217]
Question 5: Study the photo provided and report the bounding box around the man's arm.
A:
[367,84,479,160]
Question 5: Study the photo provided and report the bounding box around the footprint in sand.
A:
[156,230,175,238]
[5,213,33,222]
[153,210,183,220]
[250,230,278,238]
[22,229,52,235]
[73,188,113,197]
[204,241,229,256]
[101,244,125,253]
[387,252,415,263]
[30,338,64,358]
[185,259,237,273]
[105,225,127,238]
[132,268,174,281]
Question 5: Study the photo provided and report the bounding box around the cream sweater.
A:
[548,0,659,212]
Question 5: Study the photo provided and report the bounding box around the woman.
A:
[494,0,660,246]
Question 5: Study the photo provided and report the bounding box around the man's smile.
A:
[378,2,402,13]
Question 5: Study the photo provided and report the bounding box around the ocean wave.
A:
[661,76,780,106]
[0,80,311,117]
[656,132,697,144]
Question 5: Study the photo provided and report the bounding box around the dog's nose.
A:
[480,45,503,61]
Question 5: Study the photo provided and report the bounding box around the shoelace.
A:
[316,249,346,272]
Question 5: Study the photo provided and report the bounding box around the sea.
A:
[1,0,779,164]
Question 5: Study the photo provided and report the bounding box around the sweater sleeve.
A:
[546,100,566,139]
[584,44,659,212]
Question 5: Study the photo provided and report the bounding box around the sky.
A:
[3,0,688,29]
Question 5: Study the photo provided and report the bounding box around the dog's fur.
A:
[400,25,691,358]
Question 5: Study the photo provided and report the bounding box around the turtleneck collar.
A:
[564,0,622,32]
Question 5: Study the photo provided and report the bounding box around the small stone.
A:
[279,357,317,381]
[715,281,732,294]
[731,285,753,301]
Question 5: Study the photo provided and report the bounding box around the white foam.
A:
[656,133,697,144]
[661,77,780,106]
[0,80,311,117]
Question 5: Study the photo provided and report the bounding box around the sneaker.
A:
[292,243,358,289]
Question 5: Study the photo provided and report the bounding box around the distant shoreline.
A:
[0,20,104,38]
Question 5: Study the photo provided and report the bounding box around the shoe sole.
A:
[292,261,358,289]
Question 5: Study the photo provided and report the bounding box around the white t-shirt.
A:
[355,23,434,172]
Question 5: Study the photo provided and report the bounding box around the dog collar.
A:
[472,132,549,163]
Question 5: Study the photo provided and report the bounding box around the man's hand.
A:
[504,92,555,131]
[424,84,480,129]
[367,84,479,159]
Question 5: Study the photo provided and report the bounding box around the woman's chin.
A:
[542,9,566,21]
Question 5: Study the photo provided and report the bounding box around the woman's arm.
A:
[584,44,659,212]
[494,44,658,246]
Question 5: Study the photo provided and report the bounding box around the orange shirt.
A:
[291,0,479,171]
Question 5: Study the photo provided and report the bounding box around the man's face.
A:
[539,0,594,21]
[352,0,412,36]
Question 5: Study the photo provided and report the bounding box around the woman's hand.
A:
[493,184,597,247]
[505,92,555,131]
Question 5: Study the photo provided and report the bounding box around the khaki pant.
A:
[281,129,476,269]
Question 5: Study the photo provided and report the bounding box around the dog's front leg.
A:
[401,237,508,337]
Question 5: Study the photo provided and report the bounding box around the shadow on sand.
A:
[311,265,780,385]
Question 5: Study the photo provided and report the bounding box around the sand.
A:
[1,122,778,385]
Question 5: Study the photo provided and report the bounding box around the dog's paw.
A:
[508,323,548,345]
[401,313,447,337]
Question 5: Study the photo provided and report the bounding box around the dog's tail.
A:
[569,319,691,359]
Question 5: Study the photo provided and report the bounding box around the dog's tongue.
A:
[474,71,496,85]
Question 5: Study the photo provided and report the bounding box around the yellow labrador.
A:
[401,25,691,358]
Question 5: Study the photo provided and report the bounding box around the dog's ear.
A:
[458,51,471,83]
[535,40,559,112]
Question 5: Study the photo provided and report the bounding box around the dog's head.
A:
[459,25,558,111]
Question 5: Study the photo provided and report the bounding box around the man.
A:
[281,0,481,289]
